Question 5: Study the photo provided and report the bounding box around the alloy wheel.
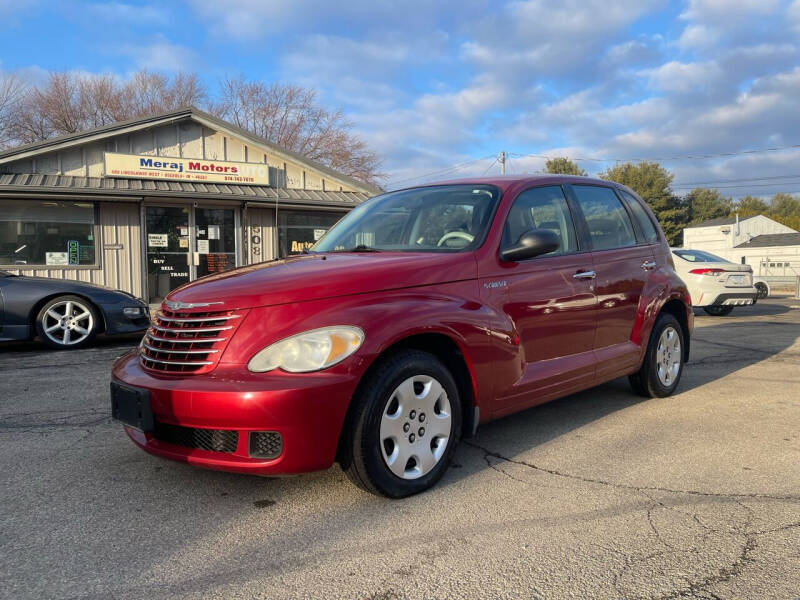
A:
[655,325,681,387]
[379,375,452,480]
[41,299,95,347]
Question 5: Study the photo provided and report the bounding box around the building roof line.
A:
[0,106,380,195]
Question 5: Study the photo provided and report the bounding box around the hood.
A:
[167,252,477,310]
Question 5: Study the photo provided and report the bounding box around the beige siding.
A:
[7,201,142,297]
[178,121,204,158]
[85,142,105,177]
[245,207,276,265]
[130,130,156,155]
[0,118,369,194]
[203,127,225,160]
[304,171,323,190]
[285,163,303,189]
[226,137,245,162]
[61,147,84,175]
[37,154,60,174]
[155,126,180,157]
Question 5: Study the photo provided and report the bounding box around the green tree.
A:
[770,193,800,218]
[545,157,586,176]
[685,188,732,224]
[734,195,768,216]
[599,161,688,245]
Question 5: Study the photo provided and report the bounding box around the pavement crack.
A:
[463,440,800,502]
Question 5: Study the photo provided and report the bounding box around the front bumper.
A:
[111,350,359,475]
[100,302,150,335]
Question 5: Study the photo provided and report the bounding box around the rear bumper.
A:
[708,291,757,306]
[111,350,359,475]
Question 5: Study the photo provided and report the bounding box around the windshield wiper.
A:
[328,244,381,253]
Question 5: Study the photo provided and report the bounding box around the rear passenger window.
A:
[571,185,637,250]
[502,186,577,256]
[620,190,659,243]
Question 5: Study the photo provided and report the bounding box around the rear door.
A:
[565,184,655,382]
[483,184,597,415]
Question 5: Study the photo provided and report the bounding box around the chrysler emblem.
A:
[165,299,224,310]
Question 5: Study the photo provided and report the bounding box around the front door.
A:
[145,206,191,305]
[195,208,236,278]
[483,184,597,416]
[145,206,238,304]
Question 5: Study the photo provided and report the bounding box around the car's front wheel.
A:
[35,295,99,350]
[629,312,685,398]
[755,282,769,299]
[703,305,734,316]
[342,350,462,498]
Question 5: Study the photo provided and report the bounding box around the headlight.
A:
[247,326,364,373]
[123,306,145,317]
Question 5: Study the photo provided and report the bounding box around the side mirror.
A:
[500,228,560,262]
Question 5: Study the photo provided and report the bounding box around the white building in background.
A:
[682,215,800,276]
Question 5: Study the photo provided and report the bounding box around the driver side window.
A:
[502,186,578,256]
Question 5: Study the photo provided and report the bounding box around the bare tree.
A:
[0,72,27,148]
[212,76,382,187]
[5,69,206,145]
[2,69,381,187]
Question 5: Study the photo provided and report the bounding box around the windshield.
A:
[673,249,728,263]
[312,184,501,253]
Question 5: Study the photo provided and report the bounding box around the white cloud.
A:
[118,37,196,72]
[86,2,169,25]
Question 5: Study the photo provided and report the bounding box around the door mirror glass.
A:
[500,228,560,262]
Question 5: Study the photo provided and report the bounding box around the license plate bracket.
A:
[111,381,153,432]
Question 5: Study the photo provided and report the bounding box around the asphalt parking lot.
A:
[1,298,799,600]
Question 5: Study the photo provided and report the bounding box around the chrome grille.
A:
[139,308,245,374]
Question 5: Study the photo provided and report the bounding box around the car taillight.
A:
[689,268,724,276]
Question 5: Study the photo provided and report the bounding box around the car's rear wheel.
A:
[703,305,734,316]
[341,349,462,498]
[35,295,99,350]
[629,312,685,398]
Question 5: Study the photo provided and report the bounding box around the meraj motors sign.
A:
[104,152,270,186]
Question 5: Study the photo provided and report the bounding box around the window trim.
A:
[0,199,102,269]
[615,188,661,246]
[497,183,586,261]
[564,183,641,252]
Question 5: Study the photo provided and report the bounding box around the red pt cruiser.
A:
[112,176,693,497]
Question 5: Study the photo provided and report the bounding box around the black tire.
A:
[341,349,462,498]
[629,312,685,398]
[755,282,768,299]
[35,295,100,350]
[703,305,734,316]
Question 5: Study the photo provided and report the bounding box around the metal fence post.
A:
[795,276,800,299]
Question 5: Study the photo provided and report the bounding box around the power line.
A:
[480,157,499,176]
[674,180,800,190]
[673,174,800,187]
[509,142,800,164]
[386,154,495,187]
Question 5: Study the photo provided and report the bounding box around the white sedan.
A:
[671,249,758,316]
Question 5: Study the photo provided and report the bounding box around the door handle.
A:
[641,260,656,271]
[573,270,596,280]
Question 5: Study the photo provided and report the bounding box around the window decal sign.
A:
[46,252,69,266]
[104,152,270,186]
[148,234,168,248]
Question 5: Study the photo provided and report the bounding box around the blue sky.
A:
[2,0,800,196]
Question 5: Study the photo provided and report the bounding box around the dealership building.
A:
[0,107,377,304]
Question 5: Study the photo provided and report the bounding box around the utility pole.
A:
[499,150,506,175]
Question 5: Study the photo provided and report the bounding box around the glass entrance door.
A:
[195,208,236,278]
[145,205,238,304]
[145,206,191,305]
